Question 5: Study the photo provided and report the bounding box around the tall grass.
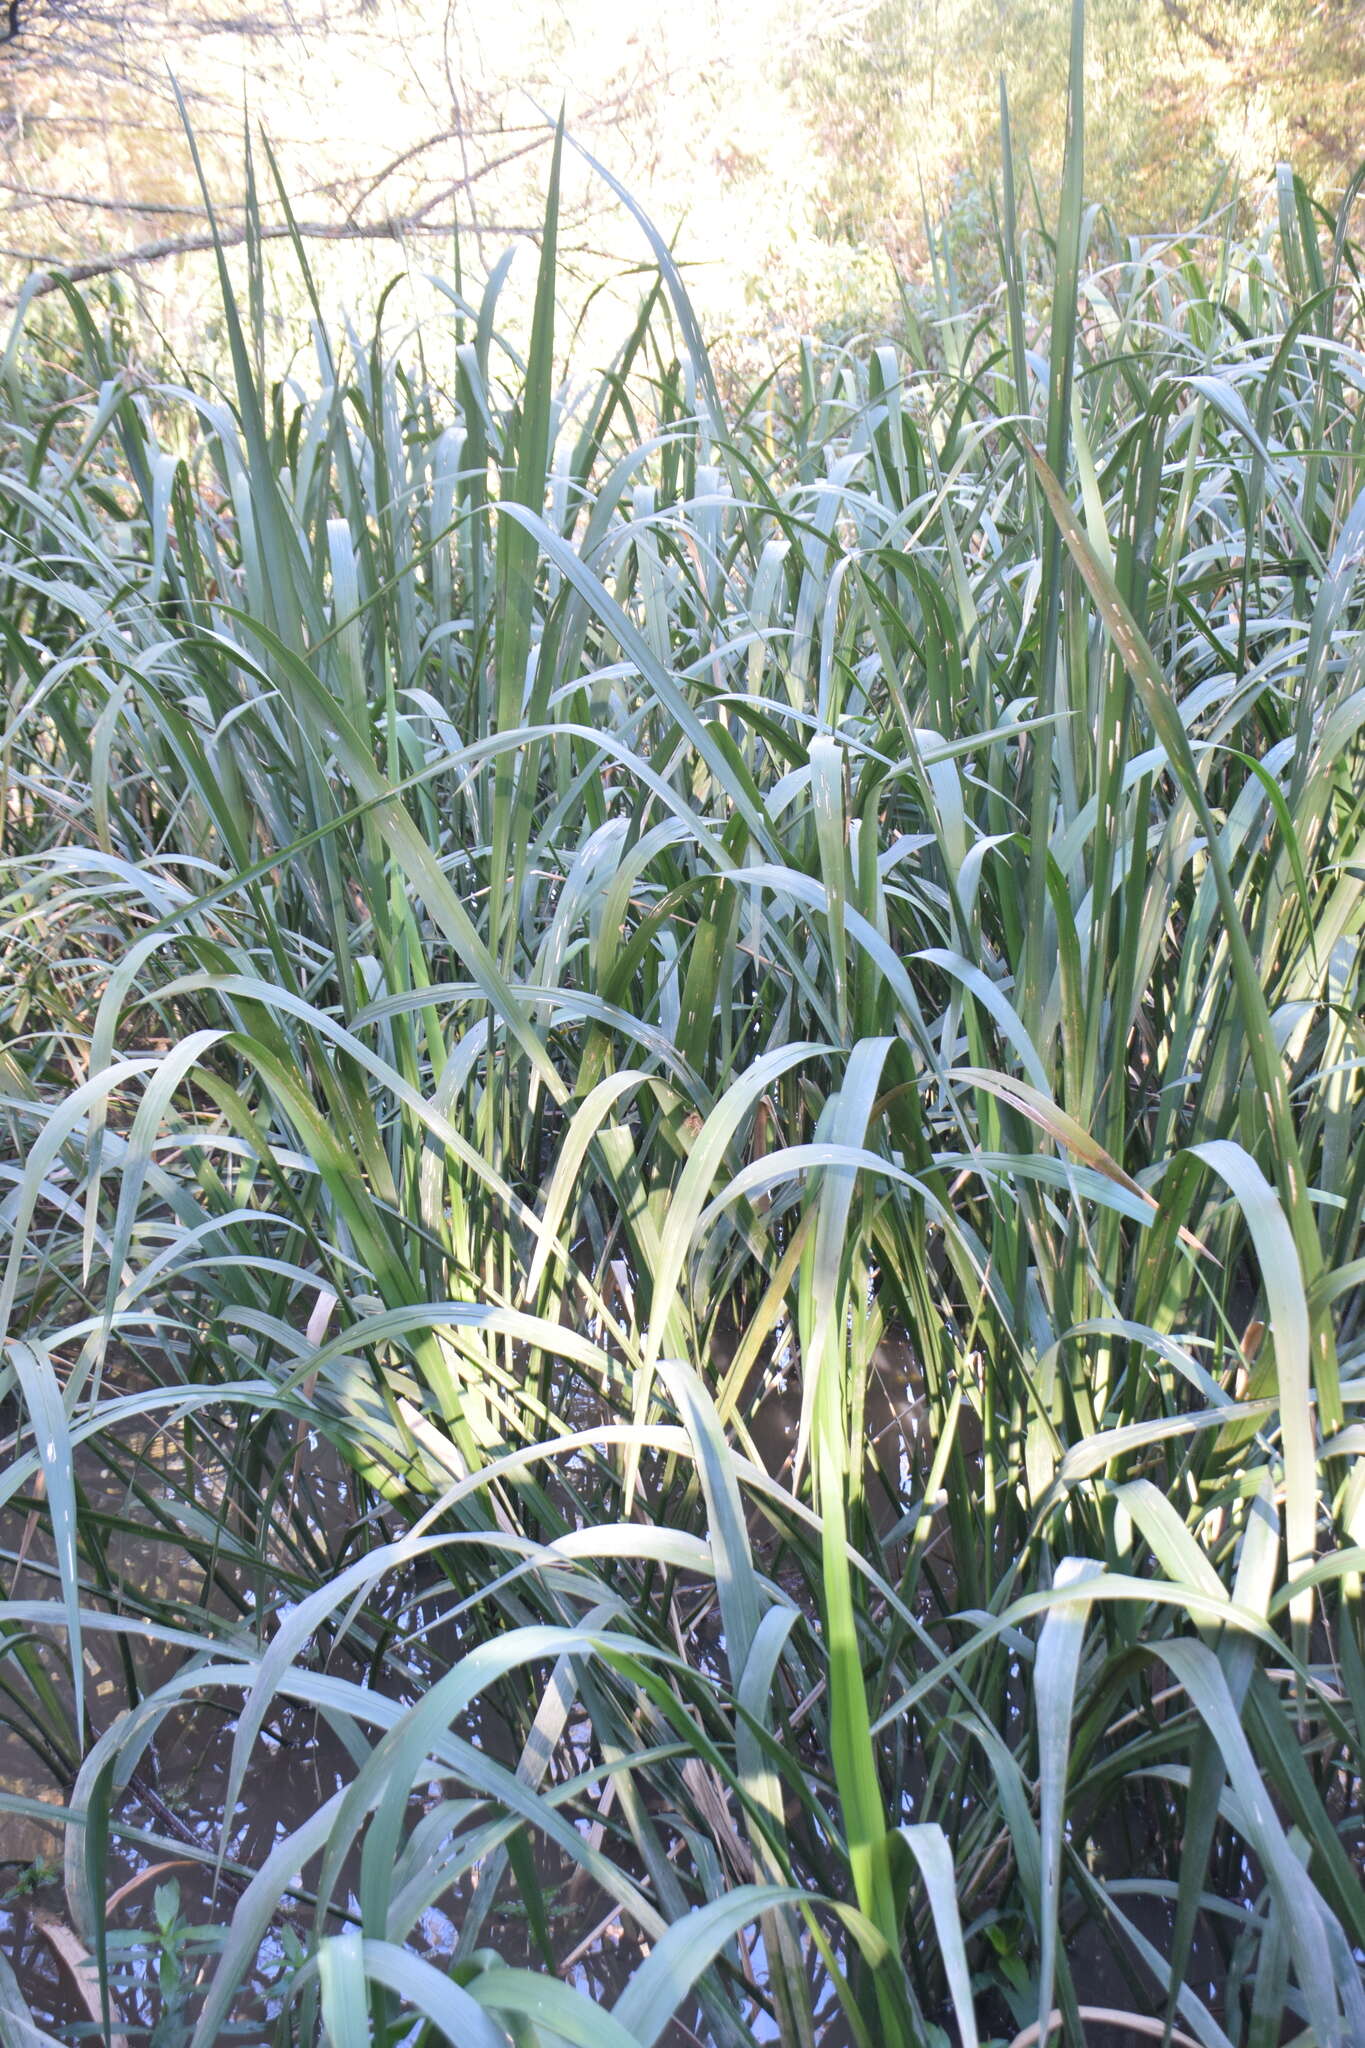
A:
[2,14,1364,2044]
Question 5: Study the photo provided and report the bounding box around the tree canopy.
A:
[1,0,1363,344]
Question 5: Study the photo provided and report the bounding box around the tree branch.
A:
[1158,0,1235,63]
[0,211,550,308]
[0,179,247,217]
[342,129,547,223]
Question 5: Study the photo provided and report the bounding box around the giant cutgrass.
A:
[1,6,1364,2041]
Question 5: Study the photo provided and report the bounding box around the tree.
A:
[0,2,654,311]
[790,0,1365,255]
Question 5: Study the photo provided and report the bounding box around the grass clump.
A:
[1,19,1364,2048]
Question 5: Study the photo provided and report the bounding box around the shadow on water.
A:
[0,1333,1275,2046]
[0,1378,703,2042]
[0,1382,362,2037]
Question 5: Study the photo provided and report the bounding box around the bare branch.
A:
[0,179,246,217]
[1157,0,1235,63]
[0,209,559,308]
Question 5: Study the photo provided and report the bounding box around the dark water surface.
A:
[0,1340,1255,2047]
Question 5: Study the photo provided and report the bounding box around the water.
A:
[0,1403,695,2042]
[0,1334,1291,2045]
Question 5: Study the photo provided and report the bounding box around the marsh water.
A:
[0,1341,1230,2047]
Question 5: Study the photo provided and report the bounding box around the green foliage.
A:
[1,35,1364,2047]
[795,0,1365,271]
